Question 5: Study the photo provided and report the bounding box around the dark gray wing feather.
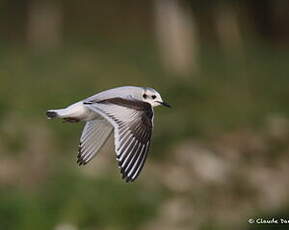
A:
[86,98,153,182]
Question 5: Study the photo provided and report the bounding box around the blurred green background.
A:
[1,0,289,230]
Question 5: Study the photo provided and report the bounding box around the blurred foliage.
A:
[0,39,288,230]
[0,0,289,230]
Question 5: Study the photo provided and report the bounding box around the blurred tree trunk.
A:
[27,0,62,50]
[153,0,199,76]
[246,0,289,43]
[214,4,243,56]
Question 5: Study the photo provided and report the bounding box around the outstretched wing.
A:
[77,119,113,165]
[85,98,153,182]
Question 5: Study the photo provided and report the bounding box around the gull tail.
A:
[46,111,58,119]
[46,102,89,122]
[46,108,69,119]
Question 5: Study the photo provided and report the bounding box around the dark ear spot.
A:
[152,95,156,99]
[143,94,147,99]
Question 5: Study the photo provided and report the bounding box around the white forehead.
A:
[143,87,160,95]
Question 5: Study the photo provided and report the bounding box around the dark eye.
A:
[143,94,147,99]
[152,95,156,99]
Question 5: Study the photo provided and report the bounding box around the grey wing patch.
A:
[77,119,113,166]
[86,98,153,182]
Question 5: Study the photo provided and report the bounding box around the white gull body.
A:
[47,86,170,182]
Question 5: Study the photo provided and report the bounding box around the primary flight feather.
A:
[46,86,170,182]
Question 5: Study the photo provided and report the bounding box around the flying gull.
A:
[46,86,171,182]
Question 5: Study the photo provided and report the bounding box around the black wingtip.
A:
[120,170,134,183]
[125,176,135,183]
[77,158,87,166]
[46,111,57,119]
[77,155,87,166]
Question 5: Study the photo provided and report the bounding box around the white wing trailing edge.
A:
[77,119,113,165]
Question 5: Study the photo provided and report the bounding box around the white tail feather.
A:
[47,102,96,121]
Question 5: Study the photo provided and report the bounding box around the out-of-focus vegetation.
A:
[1,0,289,230]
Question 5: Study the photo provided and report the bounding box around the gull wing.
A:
[85,98,153,182]
[77,119,113,165]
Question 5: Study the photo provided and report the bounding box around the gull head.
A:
[140,87,171,108]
